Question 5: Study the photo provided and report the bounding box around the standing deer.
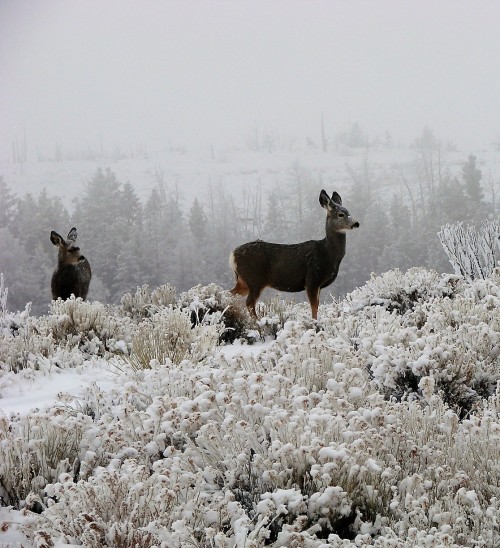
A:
[50,227,91,300]
[229,190,359,319]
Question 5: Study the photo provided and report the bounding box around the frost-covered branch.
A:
[438,220,500,281]
[0,273,8,315]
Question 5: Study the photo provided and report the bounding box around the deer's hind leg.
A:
[230,272,262,318]
[245,285,263,318]
[230,274,249,297]
[306,286,321,320]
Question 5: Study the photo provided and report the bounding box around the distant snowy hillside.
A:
[2,143,499,211]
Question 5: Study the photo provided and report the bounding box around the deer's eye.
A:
[338,212,345,218]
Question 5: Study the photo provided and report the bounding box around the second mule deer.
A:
[50,227,91,301]
[229,190,359,319]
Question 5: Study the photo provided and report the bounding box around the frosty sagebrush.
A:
[1,269,499,546]
[10,324,500,546]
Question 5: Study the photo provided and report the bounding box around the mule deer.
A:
[229,190,359,319]
[50,227,91,300]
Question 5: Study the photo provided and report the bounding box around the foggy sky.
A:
[1,0,500,159]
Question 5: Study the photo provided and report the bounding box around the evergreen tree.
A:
[462,154,484,208]
[120,182,143,228]
[188,198,208,241]
[111,183,144,298]
[436,174,467,223]
[113,231,145,297]
[72,168,134,301]
[142,188,164,288]
[0,177,16,228]
[263,189,288,242]
[348,203,390,287]
[185,198,213,287]
[10,189,71,313]
[0,227,41,313]
[379,194,415,272]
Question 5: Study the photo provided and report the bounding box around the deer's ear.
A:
[331,192,342,205]
[67,227,78,242]
[50,231,64,246]
[319,189,331,209]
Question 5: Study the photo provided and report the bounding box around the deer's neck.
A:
[324,231,346,261]
[59,253,78,266]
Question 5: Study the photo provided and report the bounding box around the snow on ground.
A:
[0,366,117,417]
[0,341,273,418]
[0,507,33,547]
[0,339,274,546]
[3,144,499,212]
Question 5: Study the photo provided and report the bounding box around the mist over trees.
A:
[0,133,497,316]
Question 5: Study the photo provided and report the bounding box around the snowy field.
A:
[2,144,500,212]
[0,266,499,546]
[0,336,271,547]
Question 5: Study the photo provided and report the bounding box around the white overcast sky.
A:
[1,0,500,157]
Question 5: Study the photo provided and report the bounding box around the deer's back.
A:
[233,239,334,292]
[52,260,91,300]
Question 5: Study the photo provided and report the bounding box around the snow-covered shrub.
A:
[0,274,33,344]
[46,297,133,357]
[356,271,500,416]
[0,301,31,339]
[119,284,176,319]
[438,219,500,281]
[179,283,252,343]
[0,409,91,508]
[5,267,500,546]
[0,275,58,376]
[0,309,54,374]
[255,297,302,339]
[30,457,257,547]
[125,306,222,369]
[14,342,500,546]
[344,268,463,315]
[0,297,134,378]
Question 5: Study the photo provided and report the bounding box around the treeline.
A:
[0,149,496,315]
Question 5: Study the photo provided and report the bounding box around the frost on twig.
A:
[438,220,500,281]
[0,273,8,316]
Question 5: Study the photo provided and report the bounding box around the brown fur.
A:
[230,190,359,319]
[50,227,91,300]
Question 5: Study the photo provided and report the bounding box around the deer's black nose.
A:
[352,222,360,228]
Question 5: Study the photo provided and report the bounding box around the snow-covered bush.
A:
[24,336,499,546]
[438,219,500,281]
[179,283,252,343]
[344,268,464,315]
[0,307,53,374]
[34,458,256,547]
[0,275,34,359]
[46,297,133,356]
[2,267,500,546]
[119,284,176,319]
[356,273,500,416]
[255,297,303,339]
[124,306,222,369]
[350,269,500,416]
[0,409,91,508]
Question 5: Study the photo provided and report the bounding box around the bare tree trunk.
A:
[321,114,328,152]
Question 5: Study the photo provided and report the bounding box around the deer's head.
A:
[319,190,360,233]
[50,227,87,265]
